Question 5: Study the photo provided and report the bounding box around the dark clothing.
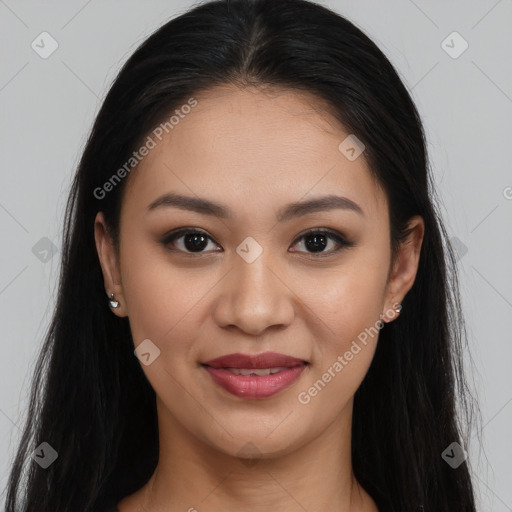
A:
[103,495,395,512]
[103,485,397,512]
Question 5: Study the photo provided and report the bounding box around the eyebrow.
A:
[147,192,364,220]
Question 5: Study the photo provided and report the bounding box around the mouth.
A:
[201,352,309,399]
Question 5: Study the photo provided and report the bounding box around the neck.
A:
[125,397,377,512]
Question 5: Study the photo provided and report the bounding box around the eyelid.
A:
[290,228,355,257]
[160,227,355,256]
[160,227,221,252]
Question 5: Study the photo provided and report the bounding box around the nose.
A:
[212,251,295,336]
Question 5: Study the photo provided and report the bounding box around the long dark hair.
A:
[4,0,478,510]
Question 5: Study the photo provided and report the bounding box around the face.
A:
[95,85,423,459]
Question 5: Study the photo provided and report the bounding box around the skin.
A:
[95,84,424,511]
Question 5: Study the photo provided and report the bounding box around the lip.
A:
[202,351,307,369]
[201,351,309,399]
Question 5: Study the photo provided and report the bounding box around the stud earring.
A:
[108,292,120,309]
[381,302,403,323]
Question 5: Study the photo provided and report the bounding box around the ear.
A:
[94,211,127,317]
[381,215,424,323]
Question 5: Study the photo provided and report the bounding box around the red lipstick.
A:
[202,351,308,399]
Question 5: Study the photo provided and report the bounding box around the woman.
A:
[4,0,478,510]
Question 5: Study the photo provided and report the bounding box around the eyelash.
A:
[160,227,355,258]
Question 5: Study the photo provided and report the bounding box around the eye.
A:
[290,229,355,257]
[161,228,221,254]
[160,227,354,256]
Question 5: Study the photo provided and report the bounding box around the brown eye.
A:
[289,229,354,256]
[161,227,354,257]
[161,228,221,254]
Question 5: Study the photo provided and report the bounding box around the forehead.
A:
[122,84,387,219]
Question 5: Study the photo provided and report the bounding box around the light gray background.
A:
[1,0,511,510]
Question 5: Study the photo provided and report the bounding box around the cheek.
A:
[299,257,388,399]
[119,238,209,350]
[306,261,387,344]
[296,296,382,416]
[119,245,214,418]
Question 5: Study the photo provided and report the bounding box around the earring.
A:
[381,302,402,323]
[108,292,120,309]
